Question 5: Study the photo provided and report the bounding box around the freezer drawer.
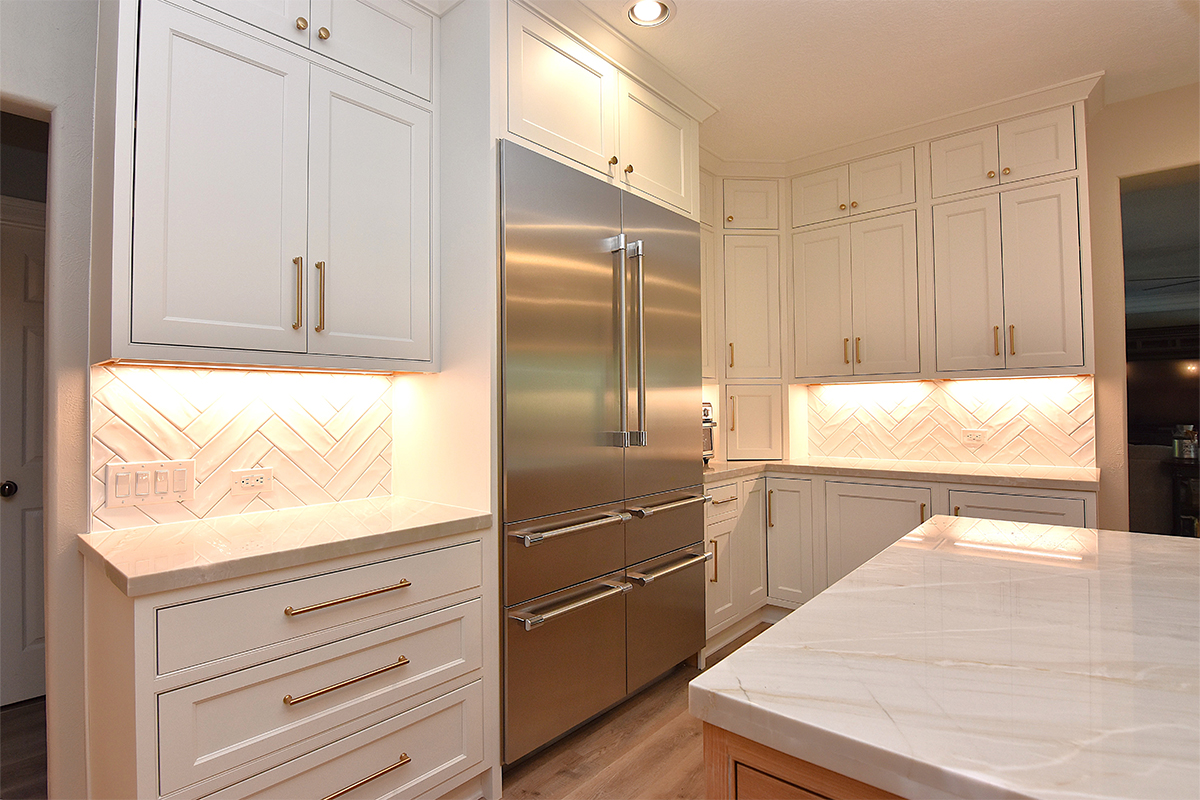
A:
[626,544,709,692]
[625,486,707,565]
[504,572,630,764]
[505,503,627,607]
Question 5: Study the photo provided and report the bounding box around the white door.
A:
[725,384,782,461]
[850,211,919,375]
[766,478,814,605]
[930,126,1000,197]
[999,180,1084,369]
[950,490,1087,528]
[307,68,432,361]
[195,0,310,47]
[848,148,915,215]
[1,200,45,704]
[700,227,717,380]
[792,225,852,378]
[507,4,618,175]
[933,194,1005,371]
[998,106,1075,184]
[735,478,769,614]
[825,482,930,586]
[790,166,849,227]
[705,517,736,637]
[723,235,780,378]
[617,74,695,213]
[723,179,779,230]
[314,0,433,99]
[131,0,310,354]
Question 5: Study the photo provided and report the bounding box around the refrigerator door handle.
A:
[628,238,648,447]
[611,233,630,447]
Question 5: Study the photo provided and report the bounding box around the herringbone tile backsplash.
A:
[807,376,1095,467]
[90,365,393,531]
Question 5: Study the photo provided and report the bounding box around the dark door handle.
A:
[0,481,17,498]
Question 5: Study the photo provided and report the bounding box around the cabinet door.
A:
[307,68,432,361]
[790,166,849,227]
[618,74,696,213]
[700,227,718,380]
[848,148,915,215]
[131,0,310,353]
[933,195,1005,371]
[705,517,736,637]
[950,490,1086,527]
[792,225,852,378]
[699,171,715,227]
[723,180,779,229]
[825,482,930,586]
[998,106,1075,184]
[999,180,1083,369]
[723,236,781,378]
[726,385,782,461]
[196,0,310,48]
[507,5,618,176]
[766,478,814,605]
[735,478,769,614]
[313,0,433,100]
[930,126,1000,197]
[850,211,919,375]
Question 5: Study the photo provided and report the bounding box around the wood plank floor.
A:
[503,624,770,800]
[0,696,48,800]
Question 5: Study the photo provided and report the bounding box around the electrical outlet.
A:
[231,468,273,495]
[961,428,988,447]
[105,460,195,508]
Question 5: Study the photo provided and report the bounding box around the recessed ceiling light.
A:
[626,0,674,27]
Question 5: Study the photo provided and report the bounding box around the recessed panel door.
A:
[933,195,1004,371]
[724,235,781,378]
[792,225,852,378]
[618,74,695,214]
[826,481,930,586]
[314,0,433,99]
[850,211,919,375]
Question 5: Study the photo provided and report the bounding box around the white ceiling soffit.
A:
[577,0,1200,164]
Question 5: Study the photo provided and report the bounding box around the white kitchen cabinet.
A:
[723,235,781,378]
[705,515,737,637]
[198,0,433,99]
[618,73,698,214]
[699,170,716,227]
[726,384,783,461]
[930,106,1075,197]
[723,179,779,229]
[933,180,1082,371]
[736,479,770,615]
[792,211,919,378]
[790,149,915,227]
[765,478,815,606]
[949,489,1087,527]
[825,481,931,587]
[701,227,718,380]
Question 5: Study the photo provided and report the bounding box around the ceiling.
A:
[572,0,1200,164]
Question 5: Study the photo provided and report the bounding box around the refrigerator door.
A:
[501,141,625,524]
[621,192,703,497]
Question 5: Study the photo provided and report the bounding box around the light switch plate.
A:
[105,460,195,508]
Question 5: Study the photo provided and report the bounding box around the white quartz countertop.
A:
[78,496,492,597]
[689,515,1199,800]
[704,457,1099,491]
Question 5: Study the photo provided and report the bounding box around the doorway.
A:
[0,109,49,800]
[1122,165,1200,536]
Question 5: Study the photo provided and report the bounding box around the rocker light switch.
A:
[105,460,195,508]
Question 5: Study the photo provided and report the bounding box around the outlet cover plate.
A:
[231,467,274,495]
[961,428,988,447]
[105,460,195,508]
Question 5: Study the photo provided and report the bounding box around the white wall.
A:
[1085,83,1200,530]
[0,1,99,796]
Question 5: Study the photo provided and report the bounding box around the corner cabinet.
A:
[704,478,767,639]
[765,478,815,606]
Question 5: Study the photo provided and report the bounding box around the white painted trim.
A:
[0,196,46,229]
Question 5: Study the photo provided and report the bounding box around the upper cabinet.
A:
[791,149,915,227]
[506,2,700,215]
[724,235,781,379]
[723,179,779,229]
[930,106,1075,197]
[699,171,715,228]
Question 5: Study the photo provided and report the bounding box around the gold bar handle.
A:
[284,578,411,617]
[855,337,862,364]
[729,396,735,432]
[1009,324,1016,355]
[728,342,734,368]
[284,655,410,706]
[292,257,303,330]
[767,489,774,528]
[709,539,718,583]
[993,325,1000,356]
[711,496,736,506]
[314,260,327,333]
[321,753,412,800]
[920,502,927,523]
[843,337,850,364]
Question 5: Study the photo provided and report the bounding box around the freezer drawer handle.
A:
[627,551,713,585]
[626,494,711,519]
[509,580,632,631]
[509,511,631,547]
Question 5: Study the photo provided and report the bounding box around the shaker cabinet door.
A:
[313,0,433,99]
[725,384,783,461]
[933,194,1005,371]
[766,478,815,605]
[997,106,1076,184]
[849,211,920,375]
[618,74,696,214]
[723,235,781,378]
[825,482,930,587]
[792,225,853,378]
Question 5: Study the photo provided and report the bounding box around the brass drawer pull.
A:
[993,325,1000,356]
[709,539,718,583]
[284,578,412,617]
[711,496,736,506]
[843,337,850,364]
[729,395,735,432]
[293,256,303,330]
[728,342,734,368]
[321,753,412,800]
[284,655,410,706]
[314,260,327,333]
[767,489,774,528]
[1009,324,1016,355]
[920,502,927,522]
[855,337,862,364]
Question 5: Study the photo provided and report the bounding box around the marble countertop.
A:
[78,496,492,597]
[689,515,1199,800]
[703,457,1099,491]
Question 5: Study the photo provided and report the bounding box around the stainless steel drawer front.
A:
[626,544,707,692]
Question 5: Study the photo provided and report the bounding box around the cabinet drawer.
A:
[949,490,1086,528]
[204,681,484,800]
[157,542,481,674]
[158,599,481,796]
[707,482,739,521]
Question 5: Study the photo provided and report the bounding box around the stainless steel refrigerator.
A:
[500,141,707,764]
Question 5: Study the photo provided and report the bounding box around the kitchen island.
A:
[689,515,1199,799]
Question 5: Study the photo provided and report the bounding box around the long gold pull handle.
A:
[843,337,850,364]
[729,396,735,432]
[954,506,960,516]
[318,26,330,39]
[855,337,862,364]
[728,342,734,368]
[1009,324,1016,356]
[296,16,308,29]
[293,257,303,330]
[314,261,326,333]
[284,656,410,706]
[993,325,1000,356]
[709,539,718,583]
[321,754,412,800]
[920,502,927,523]
[284,579,411,617]
[711,496,736,506]
[767,489,774,528]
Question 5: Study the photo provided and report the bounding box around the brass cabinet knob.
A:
[727,215,734,222]
[609,156,619,165]
[987,170,996,179]
[296,16,308,30]
[1001,167,1011,175]
[850,201,858,208]
[839,203,847,210]
[318,26,330,40]
[624,164,634,174]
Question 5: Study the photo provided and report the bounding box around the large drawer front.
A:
[204,681,484,800]
[157,542,481,674]
[505,505,626,606]
[158,599,482,796]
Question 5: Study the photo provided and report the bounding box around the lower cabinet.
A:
[765,478,815,605]
[825,481,931,587]
[949,488,1086,527]
[705,478,767,639]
